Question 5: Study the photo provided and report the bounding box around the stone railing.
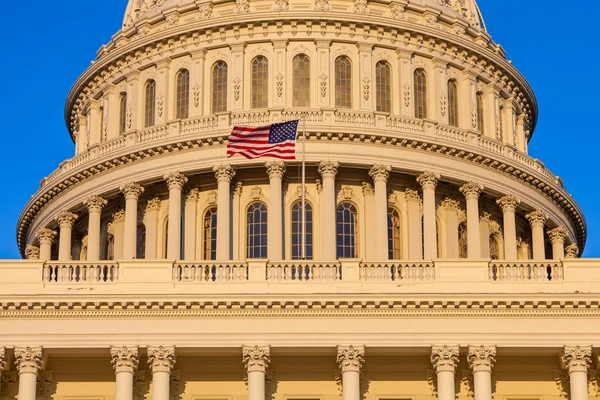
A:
[435,124,468,143]
[230,110,270,126]
[281,108,324,123]
[360,261,435,282]
[180,115,219,134]
[43,262,120,283]
[387,115,425,135]
[173,262,248,282]
[266,261,342,282]
[136,124,169,144]
[489,261,564,282]
[334,110,375,126]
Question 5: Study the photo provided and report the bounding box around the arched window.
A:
[119,93,127,134]
[106,235,115,261]
[490,234,501,260]
[458,222,468,259]
[476,92,485,133]
[251,56,269,109]
[376,61,392,113]
[144,80,156,128]
[414,69,428,119]
[136,224,146,259]
[337,202,358,258]
[247,202,268,259]
[175,69,190,119]
[212,61,228,113]
[203,207,218,260]
[387,207,402,259]
[447,80,459,127]
[335,56,352,109]
[293,54,310,107]
[291,201,313,260]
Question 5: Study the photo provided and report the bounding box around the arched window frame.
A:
[203,207,218,261]
[387,207,402,259]
[414,69,428,119]
[211,61,228,113]
[292,54,311,108]
[144,79,156,128]
[447,79,459,127]
[476,91,485,134]
[375,61,392,113]
[291,200,314,260]
[251,56,269,109]
[246,202,268,259]
[458,222,468,259]
[119,92,127,134]
[175,69,190,119]
[335,56,352,109]
[336,201,359,259]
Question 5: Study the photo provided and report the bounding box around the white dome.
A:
[122,0,485,30]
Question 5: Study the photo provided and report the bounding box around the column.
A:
[155,59,171,125]
[120,182,145,259]
[84,195,107,260]
[0,347,6,392]
[164,172,188,260]
[25,245,41,260]
[417,172,440,260]
[468,346,496,400]
[441,199,460,258]
[460,182,484,258]
[88,99,102,146]
[405,188,422,260]
[515,114,526,153]
[144,197,162,259]
[57,211,78,261]
[548,227,567,260]
[184,189,200,260]
[37,228,57,261]
[503,98,515,146]
[369,165,391,259]
[231,44,246,111]
[316,40,332,108]
[526,210,547,260]
[337,346,365,400]
[242,346,271,400]
[461,69,478,131]
[318,161,339,261]
[112,209,126,260]
[561,346,592,400]
[214,165,236,260]
[566,243,580,259]
[77,114,88,154]
[357,43,373,111]
[479,212,491,258]
[110,346,139,400]
[431,346,459,400]
[266,161,285,260]
[190,49,206,117]
[397,50,413,117]
[496,195,520,260]
[15,347,43,400]
[433,59,448,123]
[148,346,176,400]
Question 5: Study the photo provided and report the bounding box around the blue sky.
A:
[0,1,597,258]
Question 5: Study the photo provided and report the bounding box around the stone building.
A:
[0,0,598,400]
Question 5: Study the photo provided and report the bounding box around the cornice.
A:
[16,128,585,257]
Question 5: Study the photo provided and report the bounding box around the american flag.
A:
[227,120,299,160]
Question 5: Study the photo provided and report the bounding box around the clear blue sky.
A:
[0,1,597,258]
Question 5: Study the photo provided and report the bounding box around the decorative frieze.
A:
[561,346,592,373]
[242,346,271,373]
[467,345,496,372]
[337,345,365,373]
[431,345,459,373]
[110,346,139,373]
[164,172,188,190]
[14,347,43,374]
[120,182,145,200]
[147,346,177,373]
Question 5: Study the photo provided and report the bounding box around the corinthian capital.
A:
[213,164,236,183]
[561,346,592,374]
[145,197,162,211]
[57,211,78,228]
[242,346,271,373]
[416,172,440,190]
[147,346,176,373]
[14,347,43,374]
[441,197,461,211]
[0,347,6,373]
[565,243,579,259]
[112,209,126,224]
[526,210,547,228]
[84,195,107,213]
[25,244,40,260]
[467,346,496,373]
[120,182,145,200]
[460,181,484,199]
[431,345,459,373]
[110,346,139,373]
[405,187,421,201]
[496,194,520,213]
[164,172,188,190]
[266,161,286,179]
[369,164,391,182]
[337,345,365,373]
[547,227,567,244]
[37,228,57,245]
[318,161,339,178]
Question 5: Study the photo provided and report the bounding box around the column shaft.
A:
[165,173,188,260]
[527,210,547,260]
[437,370,455,400]
[406,189,422,260]
[570,371,588,400]
[214,166,235,260]
[247,371,266,400]
[473,370,492,400]
[460,182,484,258]
[319,162,339,261]
[503,208,517,259]
[123,197,138,259]
[87,211,101,260]
[58,223,73,260]
[370,165,391,260]
[417,173,440,260]
[342,370,361,400]
[267,161,285,260]
[152,371,171,400]
[184,190,199,260]
[115,371,134,400]
[17,372,38,400]
[40,241,52,261]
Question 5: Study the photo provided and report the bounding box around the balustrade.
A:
[281,109,324,123]
[334,110,375,126]
[180,115,218,135]
[360,262,435,282]
[387,115,424,135]
[435,124,468,143]
[230,111,270,126]
[489,261,563,282]
[136,124,169,144]
[43,262,119,283]
[173,262,248,282]
[266,261,341,282]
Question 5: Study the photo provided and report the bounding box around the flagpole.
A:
[301,115,307,260]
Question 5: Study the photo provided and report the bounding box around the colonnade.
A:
[0,345,593,400]
[29,162,575,262]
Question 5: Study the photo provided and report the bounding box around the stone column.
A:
[479,212,491,258]
[337,346,365,400]
[57,211,78,261]
[417,172,440,260]
[164,172,188,260]
[566,244,580,259]
[526,210,547,260]
[431,346,459,400]
[468,346,496,400]
[460,182,484,258]
[76,114,88,154]
[112,210,126,260]
[148,346,176,400]
[547,227,567,260]
[496,195,520,259]
[184,189,200,260]
[84,195,107,260]
[144,197,162,259]
[120,182,145,259]
[213,165,236,260]
[110,346,139,400]
[561,346,592,400]
[37,228,57,261]
[441,198,460,258]
[25,244,40,260]
[15,347,43,400]
[0,347,5,391]
[370,165,392,260]
[242,346,271,400]
[266,161,286,260]
[405,188,422,260]
[319,161,339,261]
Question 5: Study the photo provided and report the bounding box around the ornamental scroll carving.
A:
[0,347,6,373]
[266,161,286,179]
[362,76,371,101]
[120,182,145,200]
[547,227,567,244]
[403,83,411,107]
[84,195,107,212]
[315,0,330,11]
[319,73,328,98]
[431,345,459,373]
[57,211,79,228]
[164,172,188,190]
[467,346,496,372]
[496,194,520,213]
[369,165,391,181]
[337,345,365,373]
[15,347,43,374]
[37,228,57,244]
[147,346,176,373]
[417,172,440,190]
[318,161,339,178]
[110,346,139,373]
[565,244,579,259]
[525,210,547,228]
[193,83,201,107]
[233,77,242,101]
[440,93,447,117]
[25,245,40,260]
[242,346,271,373]
[354,0,370,14]
[460,181,484,199]
[214,165,236,183]
[276,73,284,98]
[235,0,250,14]
[561,346,592,373]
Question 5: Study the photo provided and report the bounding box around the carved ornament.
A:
[57,211,79,228]
[496,194,520,213]
[146,197,162,211]
[213,165,236,183]
[147,346,176,373]
[37,228,57,245]
[318,161,339,178]
[242,346,271,373]
[467,345,496,372]
[25,244,40,260]
[561,346,592,373]
[417,172,440,190]
[525,210,547,228]
[431,345,459,373]
[110,346,139,373]
[369,165,391,182]
[547,227,567,244]
[460,181,484,199]
[565,243,579,259]
[164,172,188,190]
[337,345,365,373]
[266,161,286,179]
[15,347,43,374]
[120,182,145,200]
[84,195,108,213]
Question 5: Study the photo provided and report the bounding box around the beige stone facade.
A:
[2,0,598,399]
